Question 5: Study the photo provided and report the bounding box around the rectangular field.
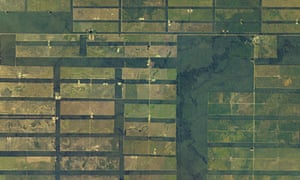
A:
[61,119,114,133]
[73,8,119,20]
[0,82,53,97]
[168,0,212,7]
[60,83,115,99]
[0,65,53,78]
[60,137,118,151]
[122,68,176,80]
[60,67,115,79]
[60,101,115,115]
[122,23,166,32]
[60,156,119,170]
[0,137,55,151]
[0,0,25,11]
[0,156,55,170]
[262,0,300,7]
[124,104,176,118]
[27,0,70,12]
[123,140,176,155]
[73,0,118,6]
[124,156,176,170]
[0,101,55,115]
[124,122,176,137]
[73,22,118,32]
[0,119,55,133]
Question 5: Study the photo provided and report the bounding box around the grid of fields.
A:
[0,34,177,180]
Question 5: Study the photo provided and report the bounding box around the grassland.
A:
[60,67,115,79]
[168,0,212,6]
[61,119,114,133]
[27,0,70,12]
[124,104,176,118]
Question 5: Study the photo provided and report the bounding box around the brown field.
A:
[255,65,280,77]
[60,156,119,170]
[16,46,79,57]
[73,8,119,20]
[16,34,80,41]
[61,176,119,180]
[0,101,55,115]
[124,156,176,170]
[253,35,277,58]
[60,83,115,99]
[0,0,25,11]
[122,68,176,80]
[262,0,300,7]
[125,122,176,137]
[0,65,53,79]
[124,175,176,180]
[60,101,114,115]
[0,137,55,151]
[123,140,176,155]
[0,82,53,97]
[262,24,300,33]
[124,45,177,57]
[0,119,55,133]
[60,137,118,151]
[168,22,213,32]
[61,119,114,133]
[60,67,115,79]
[73,0,118,6]
[73,22,118,32]
[26,156,52,163]
[27,0,70,11]
[122,23,166,32]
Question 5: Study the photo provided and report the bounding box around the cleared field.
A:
[255,120,300,144]
[255,93,300,116]
[123,0,165,6]
[61,176,118,180]
[87,46,124,57]
[73,0,118,6]
[216,9,259,21]
[207,175,252,180]
[0,156,54,170]
[262,0,300,7]
[16,46,79,57]
[216,0,259,7]
[123,8,166,20]
[123,84,176,100]
[27,0,70,12]
[124,156,176,170]
[262,24,300,33]
[208,92,253,104]
[125,122,176,137]
[123,140,176,155]
[0,119,55,133]
[0,137,55,151]
[121,34,177,42]
[60,137,118,151]
[60,83,115,99]
[1,175,55,180]
[255,65,300,88]
[0,0,25,11]
[122,22,165,32]
[73,8,119,20]
[60,101,114,115]
[208,120,253,131]
[263,9,300,21]
[253,35,277,58]
[0,82,53,97]
[16,34,80,41]
[254,148,300,170]
[0,65,53,78]
[61,119,114,133]
[0,101,55,115]
[208,131,252,143]
[60,156,119,170]
[124,104,176,118]
[124,175,176,180]
[169,0,212,6]
[124,45,177,57]
[73,22,118,32]
[60,67,115,79]
[122,68,176,80]
[168,23,213,32]
[208,104,253,115]
[168,9,213,21]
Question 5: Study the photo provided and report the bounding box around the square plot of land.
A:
[253,35,277,58]
[73,8,119,20]
[60,101,115,115]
